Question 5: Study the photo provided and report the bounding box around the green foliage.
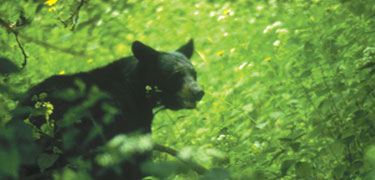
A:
[1,0,375,179]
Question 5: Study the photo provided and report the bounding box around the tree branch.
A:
[58,0,86,31]
[0,18,28,68]
[15,33,27,68]
[0,18,86,58]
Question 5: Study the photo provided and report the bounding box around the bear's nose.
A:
[193,89,204,101]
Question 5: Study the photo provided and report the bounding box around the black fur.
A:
[16,39,204,179]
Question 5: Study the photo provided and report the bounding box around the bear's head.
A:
[132,39,204,110]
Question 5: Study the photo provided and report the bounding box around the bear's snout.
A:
[192,87,204,101]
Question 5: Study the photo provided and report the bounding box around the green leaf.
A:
[290,142,301,152]
[295,162,313,179]
[281,160,295,176]
[301,69,312,77]
[332,164,346,179]
[0,149,19,178]
[37,153,59,172]
[331,142,345,157]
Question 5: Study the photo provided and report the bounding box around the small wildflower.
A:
[224,9,230,15]
[224,9,234,16]
[238,62,247,70]
[194,11,199,15]
[156,7,163,12]
[59,71,65,75]
[217,134,225,141]
[263,21,282,34]
[253,141,261,148]
[105,7,111,13]
[273,40,280,46]
[97,20,103,26]
[256,5,264,11]
[48,6,56,12]
[223,32,229,37]
[112,11,119,16]
[216,50,224,56]
[263,26,271,34]
[87,59,93,63]
[276,28,288,35]
[230,48,236,53]
[209,11,215,17]
[44,0,58,6]
[264,57,271,61]
[217,15,226,21]
[249,18,256,24]
[273,21,281,26]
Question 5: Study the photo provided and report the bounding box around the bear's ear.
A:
[132,41,159,63]
[176,39,194,59]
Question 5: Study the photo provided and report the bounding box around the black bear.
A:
[16,39,204,179]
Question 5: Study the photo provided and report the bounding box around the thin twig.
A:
[71,0,85,31]
[14,33,28,68]
[0,18,28,68]
[58,0,85,31]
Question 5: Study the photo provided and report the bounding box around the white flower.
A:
[256,5,264,11]
[156,7,163,12]
[112,11,119,16]
[263,21,282,34]
[217,15,226,21]
[263,25,273,34]
[209,11,216,17]
[273,40,280,46]
[273,21,282,27]
[276,28,288,34]
[217,134,226,141]
[239,62,247,70]
[249,18,256,24]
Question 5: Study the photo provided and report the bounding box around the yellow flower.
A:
[224,9,230,15]
[264,57,271,62]
[44,0,58,6]
[59,71,65,75]
[87,59,93,63]
[48,6,56,12]
[223,9,234,16]
[216,50,224,56]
